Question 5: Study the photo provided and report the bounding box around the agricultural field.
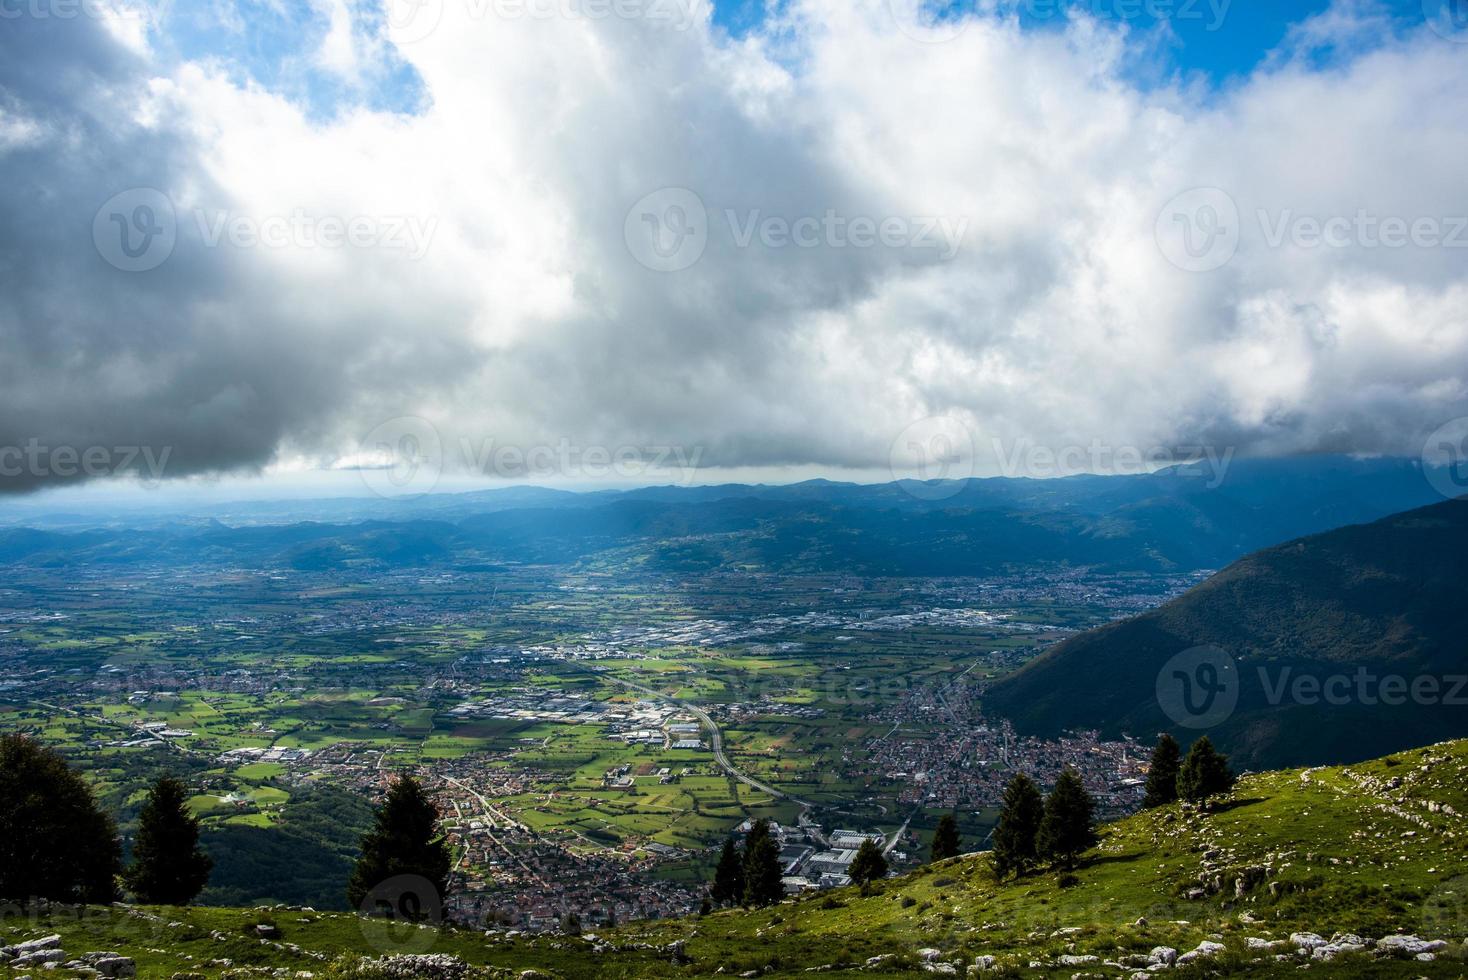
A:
[0,559,1201,925]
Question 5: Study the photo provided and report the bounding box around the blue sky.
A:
[147,0,1454,122]
[712,0,1442,78]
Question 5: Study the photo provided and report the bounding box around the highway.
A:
[570,664,815,809]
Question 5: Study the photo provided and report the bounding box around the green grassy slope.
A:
[5,742,1468,978]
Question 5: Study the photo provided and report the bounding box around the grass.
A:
[5,741,1468,977]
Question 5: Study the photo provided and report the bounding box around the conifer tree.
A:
[1143,733,1182,809]
[741,820,784,908]
[1037,768,1097,870]
[930,814,961,862]
[124,776,213,905]
[347,774,452,919]
[849,838,888,887]
[1177,736,1236,806]
[990,772,1044,879]
[0,734,120,904]
[710,836,745,906]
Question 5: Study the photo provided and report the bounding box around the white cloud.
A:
[0,0,1465,492]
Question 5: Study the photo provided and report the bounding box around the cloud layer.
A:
[1,0,1466,493]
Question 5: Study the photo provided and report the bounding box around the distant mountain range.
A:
[984,497,1468,770]
[0,456,1450,576]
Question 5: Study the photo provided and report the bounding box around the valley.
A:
[0,557,1201,927]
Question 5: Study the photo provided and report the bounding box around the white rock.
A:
[1147,947,1178,966]
[1289,932,1327,950]
[1378,935,1446,956]
[1176,941,1226,965]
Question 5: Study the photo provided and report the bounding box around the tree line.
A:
[5,729,1233,921]
[991,734,1234,880]
[0,734,449,918]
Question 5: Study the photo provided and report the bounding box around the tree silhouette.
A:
[741,820,784,908]
[346,774,451,919]
[930,814,961,861]
[0,734,120,903]
[1177,736,1235,806]
[991,772,1044,879]
[710,837,744,906]
[1143,734,1182,809]
[1037,768,1097,871]
[124,776,213,904]
[849,838,888,886]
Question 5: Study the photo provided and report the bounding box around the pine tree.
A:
[849,838,888,886]
[990,772,1044,880]
[124,776,213,905]
[1177,736,1236,806]
[347,774,452,919]
[0,734,120,904]
[1037,768,1097,871]
[710,837,745,906]
[1143,734,1182,809]
[741,820,784,908]
[930,814,961,862]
